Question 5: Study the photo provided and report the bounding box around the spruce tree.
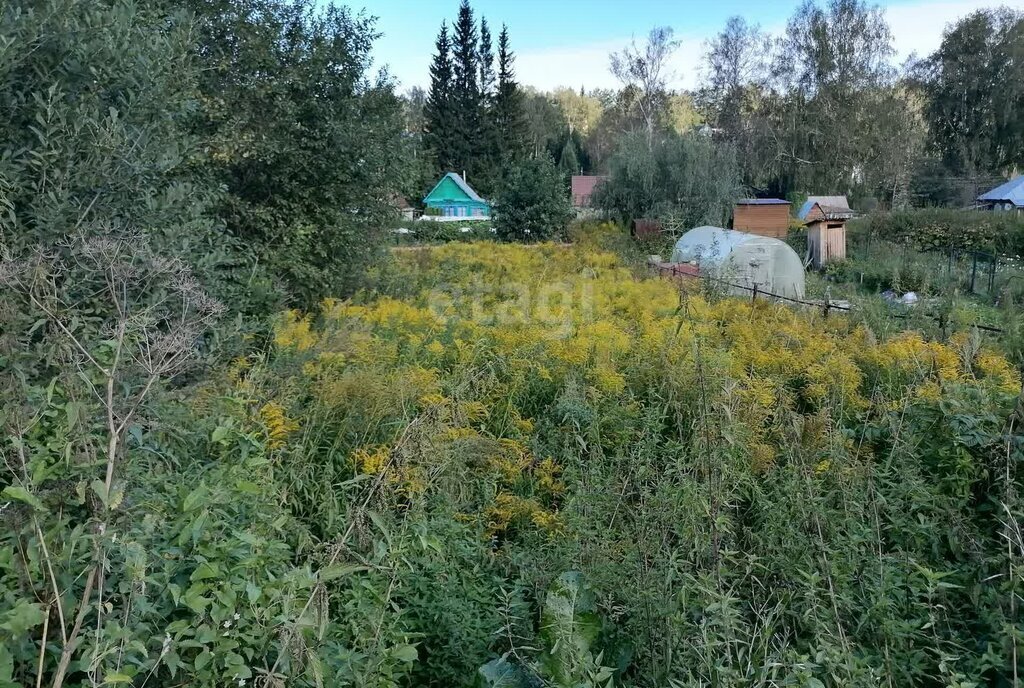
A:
[451,0,480,181]
[424,22,455,172]
[479,17,495,98]
[495,24,528,167]
[558,135,580,176]
[476,17,500,194]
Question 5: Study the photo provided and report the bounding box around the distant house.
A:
[571,175,607,208]
[732,199,791,239]
[798,196,853,268]
[390,193,416,221]
[422,172,490,219]
[977,177,1024,214]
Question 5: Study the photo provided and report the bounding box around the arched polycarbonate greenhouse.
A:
[670,226,806,300]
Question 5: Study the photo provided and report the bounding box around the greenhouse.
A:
[670,226,806,300]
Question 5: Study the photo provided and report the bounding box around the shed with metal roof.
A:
[798,195,853,222]
[978,177,1024,213]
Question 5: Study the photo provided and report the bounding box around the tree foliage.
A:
[186,0,405,308]
[494,157,573,241]
[0,0,218,274]
[923,7,1024,175]
[609,27,680,147]
[595,130,742,226]
[425,4,527,196]
[495,25,529,166]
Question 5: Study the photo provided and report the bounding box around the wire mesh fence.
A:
[650,261,1005,334]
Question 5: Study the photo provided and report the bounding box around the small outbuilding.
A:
[389,193,416,221]
[423,172,490,219]
[732,199,791,239]
[977,176,1024,214]
[798,195,853,268]
[571,175,607,208]
[671,226,806,300]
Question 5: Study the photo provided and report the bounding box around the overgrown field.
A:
[4,238,1024,687]
[254,240,1023,685]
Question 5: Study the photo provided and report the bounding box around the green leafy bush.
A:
[186,0,407,309]
[0,0,228,290]
[494,157,573,242]
[854,208,1024,255]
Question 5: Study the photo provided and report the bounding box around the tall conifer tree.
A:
[451,0,479,180]
[476,17,500,194]
[495,24,528,166]
[424,22,455,172]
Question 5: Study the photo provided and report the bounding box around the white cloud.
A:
[512,0,1004,92]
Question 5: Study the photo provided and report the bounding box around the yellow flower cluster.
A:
[258,401,298,450]
[263,239,1020,518]
[274,310,317,351]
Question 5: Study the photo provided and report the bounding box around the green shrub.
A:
[186,0,407,308]
[494,157,573,242]
[0,0,228,289]
[854,208,1024,255]
[593,130,741,227]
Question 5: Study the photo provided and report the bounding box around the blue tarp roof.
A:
[978,177,1024,206]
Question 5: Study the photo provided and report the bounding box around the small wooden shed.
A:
[732,199,791,239]
[798,196,853,268]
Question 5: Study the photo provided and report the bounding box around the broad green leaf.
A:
[194,650,214,671]
[90,479,109,508]
[65,401,82,430]
[1,485,44,511]
[102,672,133,684]
[0,600,45,635]
[211,425,230,443]
[183,485,207,513]
[539,571,602,685]
[190,562,219,582]
[366,509,392,549]
[476,657,532,688]
[0,643,13,685]
[390,644,418,663]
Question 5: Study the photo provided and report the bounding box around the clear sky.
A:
[364,0,1016,92]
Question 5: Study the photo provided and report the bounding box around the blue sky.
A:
[365,0,1010,92]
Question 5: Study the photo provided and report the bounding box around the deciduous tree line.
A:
[433,1,1023,218]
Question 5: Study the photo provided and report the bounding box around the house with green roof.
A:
[423,172,491,219]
